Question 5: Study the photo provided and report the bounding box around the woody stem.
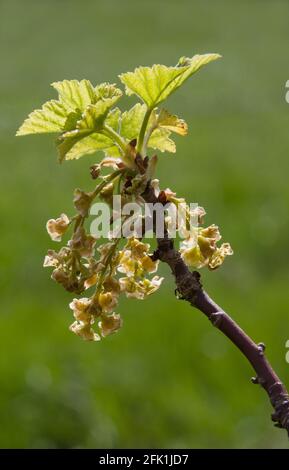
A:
[142,181,289,435]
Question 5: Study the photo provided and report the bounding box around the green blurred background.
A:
[1,0,289,449]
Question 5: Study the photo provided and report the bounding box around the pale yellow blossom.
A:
[208,243,233,270]
[69,297,91,322]
[46,213,70,242]
[98,313,122,337]
[69,321,100,341]
[117,250,139,276]
[98,291,118,313]
[126,238,150,259]
[180,242,205,269]
[119,275,163,299]
[141,255,159,273]
[84,273,98,290]
[43,249,60,267]
[180,224,232,270]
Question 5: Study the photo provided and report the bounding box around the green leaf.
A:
[148,128,176,153]
[115,105,183,154]
[156,109,188,136]
[95,82,123,101]
[120,103,146,141]
[103,145,123,158]
[138,108,187,153]
[63,133,114,161]
[16,100,67,135]
[16,81,122,139]
[106,104,179,154]
[51,79,96,112]
[87,103,146,157]
[65,108,121,160]
[57,96,122,161]
[119,53,221,108]
[63,110,82,132]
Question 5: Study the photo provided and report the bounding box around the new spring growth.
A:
[17,53,232,342]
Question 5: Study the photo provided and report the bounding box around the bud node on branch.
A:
[209,312,223,327]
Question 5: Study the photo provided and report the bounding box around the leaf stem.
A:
[102,125,127,153]
[137,107,152,155]
[143,123,157,156]
[91,168,125,199]
[92,238,120,299]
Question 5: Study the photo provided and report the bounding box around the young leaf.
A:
[95,82,123,101]
[64,133,115,161]
[16,81,122,139]
[156,109,188,136]
[17,80,95,136]
[16,100,68,135]
[120,103,146,141]
[119,53,221,108]
[139,108,187,154]
[51,79,96,112]
[52,80,122,111]
[65,108,121,160]
[148,128,176,153]
[57,98,122,161]
[77,98,120,132]
[106,104,181,155]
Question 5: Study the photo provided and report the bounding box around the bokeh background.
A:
[1,0,289,449]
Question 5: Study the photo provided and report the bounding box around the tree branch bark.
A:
[142,182,289,435]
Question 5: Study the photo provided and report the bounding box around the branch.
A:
[142,182,289,435]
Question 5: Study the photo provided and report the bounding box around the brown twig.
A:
[142,182,289,435]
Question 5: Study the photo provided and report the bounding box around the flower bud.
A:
[90,164,101,180]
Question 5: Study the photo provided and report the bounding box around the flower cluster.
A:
[44,176,164,341]
[43,160,232,343]
[117,238,163,299]
[69,293,122,342]
[66,238,163,341]
[44,221,99,294]
[151,186,233,270]
[180,225,233,270]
